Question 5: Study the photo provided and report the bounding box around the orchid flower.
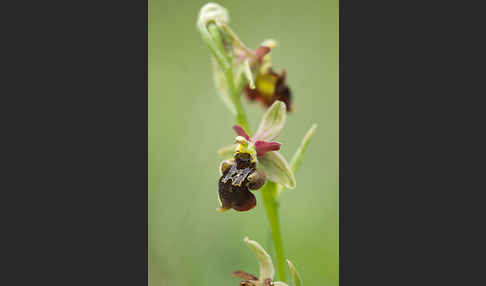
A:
[217,101,296,212]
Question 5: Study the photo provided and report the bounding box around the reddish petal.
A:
[255,46,271,64]
[254,140,281,156]
[233,125,251,141]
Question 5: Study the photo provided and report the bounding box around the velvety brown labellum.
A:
[218,153,258,212]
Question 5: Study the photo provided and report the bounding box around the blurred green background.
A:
[149,0,338,285]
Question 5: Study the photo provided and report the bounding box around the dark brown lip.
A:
[218,154,259,212]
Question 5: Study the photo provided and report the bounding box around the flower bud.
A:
[197,3,229,31]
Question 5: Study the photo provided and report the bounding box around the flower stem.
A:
[261,181,286,282]
[223,65,250,132]
[207,24,250,132]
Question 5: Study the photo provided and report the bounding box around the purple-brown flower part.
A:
[244,69,292,111]
[233,124,281,157]
[254,46,271,64]
[254,141,281,156]
[233,125,251,141]
[218,153,258,212]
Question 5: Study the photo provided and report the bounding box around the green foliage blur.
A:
[149,0,338,285]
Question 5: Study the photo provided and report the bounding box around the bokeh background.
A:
[149,0,338,285]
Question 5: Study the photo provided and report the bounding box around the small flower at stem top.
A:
[245,68,292,112]
[241,40,292,112]
[237,41,293,112]
[217,101,296,212]
[198,3,292,116]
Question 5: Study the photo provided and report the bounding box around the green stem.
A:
[261,182,286,282]
[207,24,250,132]
[223,64,249,131]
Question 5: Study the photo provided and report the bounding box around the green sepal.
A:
[253,101,287,141]
[258,151,296,189]
[287,259,303,286]
[244,236,275,282]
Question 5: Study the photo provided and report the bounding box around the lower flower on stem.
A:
[231,237,291,286]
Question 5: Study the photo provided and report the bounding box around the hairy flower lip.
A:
[218,153,260,212]
[233,125,281,157]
